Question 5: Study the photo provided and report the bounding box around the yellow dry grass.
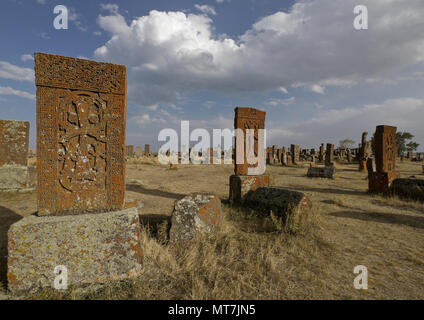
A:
[0,160,423,300]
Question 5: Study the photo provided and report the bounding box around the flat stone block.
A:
[307,166,335,179]
[7,208,142,295]
[244,187,312,219]
[0,166,32,190]
[390,178,424,202]
[229,175,270,203]
[170,193,223,243]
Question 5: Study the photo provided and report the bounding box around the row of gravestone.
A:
[1,53,423,296]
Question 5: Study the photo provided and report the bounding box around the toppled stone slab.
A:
[390,178,424,202]
[229,175,270,203]
[307,165,335,179]
[244,187,312,219]
[170,193,223,242]
[0,165,35,190]
[7,208,142,295]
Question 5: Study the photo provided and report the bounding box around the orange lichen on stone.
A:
[34,53,127,216]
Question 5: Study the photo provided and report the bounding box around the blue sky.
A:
[1,0,424,152]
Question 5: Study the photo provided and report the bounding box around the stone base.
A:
[307,166,335,179]
[7,208,142,295]
[244,187,312,219]
[368,171,400,193]
[0,166,36,190]
[170,193,223,242]
[390,178,424,202]
[229,175,270,203]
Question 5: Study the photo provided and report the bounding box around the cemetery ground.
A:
[0,158,423,300]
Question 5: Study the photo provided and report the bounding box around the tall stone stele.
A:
[325,143,335,167]
[229,107,269,202]
[7,53,142,295]
[359,132,370,171]
[367,125,400,193]
[0,120,36,190]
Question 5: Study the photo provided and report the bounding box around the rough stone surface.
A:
[170,193,223,242]
[368,125,400,193]
[0,166,35,190]
[234,107,266,175]
[307,165,335,179]
[229,175,270,203]
[390,178,424,202]
[7,208,142,295]
[144,144,150,156]
[35,53,127,216]
[0,120,29,167]
[244,187,312,219]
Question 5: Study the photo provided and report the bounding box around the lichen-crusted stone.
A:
[229,175,270,203]
[0,166,34,190]
[390,178,424,202]
[35,53,127,216]
[7,208,142,295]
[307,165,335,179]
[0,120,29,167]
[244,187,312,219]
[170,194,223,242]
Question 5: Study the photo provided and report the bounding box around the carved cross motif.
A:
[58,91,107,192]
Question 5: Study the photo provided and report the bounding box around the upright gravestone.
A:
[126,145,134,158]
[144,144,150,156]
[325,143,334,167]
[0,120,35,190]
[318,144,325,163]
[367,125,400,193]
[7,53,142,295]
[359,132,369,171]
[229,107,269,202]
[135,146,143,157]
[291,144,300,165]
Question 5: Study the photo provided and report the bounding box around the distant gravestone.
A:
[367,125,400,193]
[229,107,269,202]
[126,145,134,158]
[135,146,143,157]
[291,144,300,165]
[145,144,150,156]
[0,120,34,190]
[325,143,334,167]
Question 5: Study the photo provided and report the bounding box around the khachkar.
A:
[359,132,370,171]
[367,125,400,193]
[291,144,300,165]
[0,120,35,190]
[7,53,142,295]
[229,107,269,202]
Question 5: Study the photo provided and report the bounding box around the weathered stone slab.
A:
[0,166,35,190]
[390,178,424,202]
[7,207,142,295]
[325,143,334,167]
[368,125,400,193]
[169,194,223,242]
[307,165,335,179]
[244,187,312,219]
[35,53,127,216]
[234,107,266,175]
[229,175,270,203]
[0,120,29,167]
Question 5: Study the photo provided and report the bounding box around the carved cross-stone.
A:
[35,53,126,216]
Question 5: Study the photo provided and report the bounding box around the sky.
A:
[0,0,423,152]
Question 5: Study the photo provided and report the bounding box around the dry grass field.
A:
[0,158,423,300]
